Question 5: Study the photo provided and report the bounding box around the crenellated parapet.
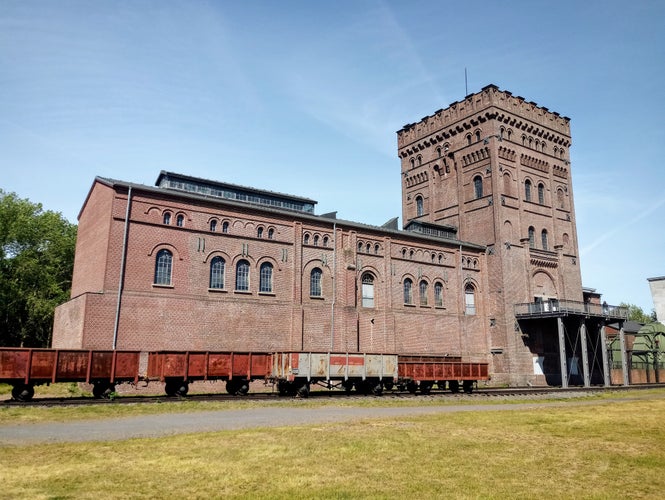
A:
[520,154,550,173]
[498,146,516,162]
[553,164,569,178]
[461,146,491,167]
[397,84,572,153]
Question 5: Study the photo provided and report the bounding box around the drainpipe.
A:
[330,221,337,351]
[112,186,132,350]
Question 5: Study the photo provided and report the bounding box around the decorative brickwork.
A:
[54,85,585,386]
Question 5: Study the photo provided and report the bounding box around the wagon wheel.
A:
[371,381,383,396]
[225,379,238,395]
[165,380,189,397]
[463,380,475,394]
[236,379,250,396]
[92,381,116,399]
[296,382,310,398]
[406,381,418,394]
[341,380,354,395]
[437,381,447,391]
[11,384,35,402]
[383,380,394,392]
[277,380,291,397]
[419,382,433,395]
[448,380,460,394]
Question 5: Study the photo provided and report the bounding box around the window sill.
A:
[152,284,174,289]
[404,303,416,308]
[234,290,252,295]
[208,288,228,293]
[309,295,325,300]
[258,292,276,297]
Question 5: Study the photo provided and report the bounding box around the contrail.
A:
[580,196,665,256]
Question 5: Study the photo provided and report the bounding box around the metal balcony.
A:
[514,300,628,320]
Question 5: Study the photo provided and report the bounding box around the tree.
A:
[619,302,657,324]
[0,190,77,347]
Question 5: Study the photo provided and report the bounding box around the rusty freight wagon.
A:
[0,348,141,400]
[398,355,490,393]
[146,351,273,396]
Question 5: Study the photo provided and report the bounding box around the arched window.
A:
[475,130,481,142]
[268,228,274,239]
[503,172,512,197]
[417,156,422,167]
[235,259,250,291]
[538,183,545,205]
[257,227,264,238]
[310,268,322,297]
[366,243,371,253]
[467,134,472,146]
[403,278,413,305]
[154,249,172,285]
[209,256,225,289]
[541,229,549,251]
[163,212,171,225]
[361,273,374,308]
[374,244,380,255]
[557,188,565,209]
[525,180,532,202]
[259,262,273,293]
[176,214,184,227]
[314,235,320,246]
[474,176,483,199]
[419,280,428,306]
[358,241,364,252]
[304,233,310,245]
[465,284,476,315]
[434,282,444,307]
[323,236,329,247]
[222,221,229,233]
[528,227,535,249]
[210,220,217,232]
[416,195,424,216]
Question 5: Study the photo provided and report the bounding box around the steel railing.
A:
[514,299,628,319]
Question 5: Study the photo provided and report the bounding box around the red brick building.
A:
[53,85,627,386]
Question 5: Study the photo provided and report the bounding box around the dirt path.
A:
[0,400,603,445]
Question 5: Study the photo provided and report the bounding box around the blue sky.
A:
[2,1,664,312]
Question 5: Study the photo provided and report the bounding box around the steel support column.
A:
[557,317,568,389]
[619,325,629,386]
[580,322,590,387]
[600,325,611,387]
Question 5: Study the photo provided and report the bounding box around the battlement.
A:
[397,84,571,150]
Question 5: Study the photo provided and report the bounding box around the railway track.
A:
[4,384,659,408]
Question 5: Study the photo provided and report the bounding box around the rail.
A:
[514,299,628,320]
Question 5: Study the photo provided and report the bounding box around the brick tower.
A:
[397,84,584,385]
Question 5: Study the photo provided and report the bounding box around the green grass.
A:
[1,386,662,425]
[1,392,665,498]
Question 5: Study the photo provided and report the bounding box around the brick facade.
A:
[53,85,586,385]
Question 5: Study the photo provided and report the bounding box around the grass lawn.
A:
[1,392,665,498]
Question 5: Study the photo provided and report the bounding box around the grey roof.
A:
[93,175,486,251]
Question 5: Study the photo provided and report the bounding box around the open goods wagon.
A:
[146,351,272,396]
[398,355,490,394]
[0,348,140,400]
[272,352,399,397]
